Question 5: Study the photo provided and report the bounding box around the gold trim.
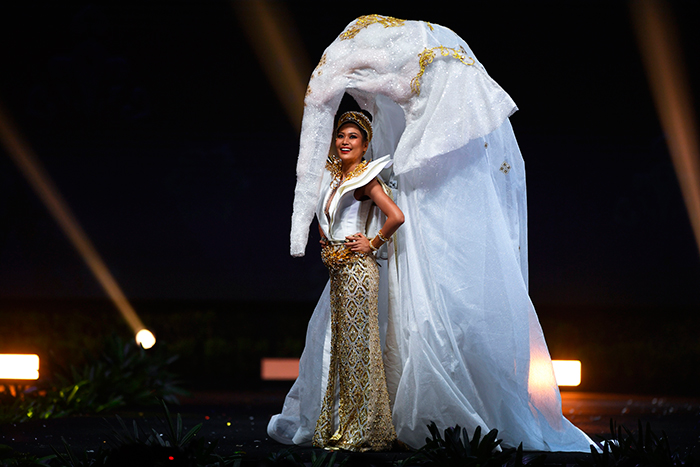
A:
[304,53,328,105]
[326,156,369,188]
[339,15,406,41]
[410,46,476,95]
[336,111,373,142]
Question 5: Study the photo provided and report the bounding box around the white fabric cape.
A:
[270,15,594,452]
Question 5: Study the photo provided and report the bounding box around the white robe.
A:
[270,15,594,452]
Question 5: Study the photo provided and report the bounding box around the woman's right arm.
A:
[346,178,404,253]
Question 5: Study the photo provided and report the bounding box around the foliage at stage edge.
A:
[2,400,244,467]
[3,409,698,467]
[394,422,546,467]
[0,444,52,467]
[0,335,188,425]
[578,419,697,467]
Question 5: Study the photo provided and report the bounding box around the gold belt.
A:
[321,243,368,269]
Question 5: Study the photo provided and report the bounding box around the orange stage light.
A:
[0,354,40,380]
[261,358,300,381]
[552,360,582,387]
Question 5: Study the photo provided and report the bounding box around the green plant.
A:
[265,447,347,467]
[50,438,107,467]
[103,400,243,467]
[400,422,546,467]
[53,335,188,408]
[0,335,188,425]
[580,419,696,467]
[308,451,348,467]
[0,382,104,425]
[265,447,304,466]
[0,444,53,466]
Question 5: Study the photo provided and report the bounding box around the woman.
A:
[312,109,403,451]
[270,15,595,453]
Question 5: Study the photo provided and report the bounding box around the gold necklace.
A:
[326,156,368,189]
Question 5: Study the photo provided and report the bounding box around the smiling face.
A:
[335,122,369,169]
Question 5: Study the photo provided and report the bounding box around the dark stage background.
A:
[1,1,699,394]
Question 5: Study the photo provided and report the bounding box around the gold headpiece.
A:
[336,111,373,142]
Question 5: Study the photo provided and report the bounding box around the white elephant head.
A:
[290,15,517,256]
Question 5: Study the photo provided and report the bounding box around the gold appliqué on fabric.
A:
[314,53,327,77]
[313,245,396,451]
[326,156,369,189]
[500,161,511,174]
[410,45,476,95]
[339,15,406,41]
[304,53,328,104]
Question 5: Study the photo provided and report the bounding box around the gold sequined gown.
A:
[311,155,396,452]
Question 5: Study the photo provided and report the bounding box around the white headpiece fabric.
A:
[291,15,517,256]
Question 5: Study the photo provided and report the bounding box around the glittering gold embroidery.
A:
[313,244,396,452]
[410,45,476,95]
[304,53,328,104]
[326,156,369,189]
[340,15,406,41]
[314,53,327,76]
[320,243,364,268]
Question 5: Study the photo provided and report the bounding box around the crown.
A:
[336,111,373,142]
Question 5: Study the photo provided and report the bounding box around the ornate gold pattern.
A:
[326,156,369,189]
[320,243,364,268]
[337,111,373,142]
[339,15,406,41]
[314,244,396,451]
[314,53,327,76]
[304,53,328,105]
[410,45,475,95]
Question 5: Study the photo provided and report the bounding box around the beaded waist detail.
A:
[321,243,370,270]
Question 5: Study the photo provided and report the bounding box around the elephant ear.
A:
[290,15,516,257]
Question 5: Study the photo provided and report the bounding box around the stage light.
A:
[552,360,581,387]
[631,0,700,256]
[261,358,299,380]
[0,102,150,341]
[0,354,40,380]
[232,0,310,132]
[135,329,156,349]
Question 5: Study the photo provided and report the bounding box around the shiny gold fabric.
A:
[313,244,397,451]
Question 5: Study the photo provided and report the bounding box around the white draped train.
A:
[268,15,594,452]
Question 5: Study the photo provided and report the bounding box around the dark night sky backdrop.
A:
[1,1,699,311]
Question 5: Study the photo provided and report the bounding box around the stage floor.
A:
[2,390,698,465]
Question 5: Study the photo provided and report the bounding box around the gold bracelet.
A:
[369,236,379,252]
[377,230,389,242]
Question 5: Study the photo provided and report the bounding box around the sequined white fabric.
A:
[270,15,594,452]
[317,155,392,242]
[290,16,516,256]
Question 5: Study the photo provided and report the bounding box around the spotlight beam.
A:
[631,0,700,256]
[0,102,147,337]
[231,0,311,133]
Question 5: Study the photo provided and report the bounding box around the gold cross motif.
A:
[500,161,511,174]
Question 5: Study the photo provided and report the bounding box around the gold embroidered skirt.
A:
[313,244,397,452]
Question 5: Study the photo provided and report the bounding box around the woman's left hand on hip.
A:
[345,233,371,253]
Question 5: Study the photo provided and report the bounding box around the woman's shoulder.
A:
[344,155,393,190]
